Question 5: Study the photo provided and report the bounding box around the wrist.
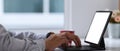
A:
[45,39,54,51]
[45,39,50,50]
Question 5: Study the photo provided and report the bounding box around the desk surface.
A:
[104,38,120,51]
[55,38,120,51]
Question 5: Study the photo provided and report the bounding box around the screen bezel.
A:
[84,11,112,45]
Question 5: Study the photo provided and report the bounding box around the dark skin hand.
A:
[60,32,81,47]
[45,32,81,51]
[45,34,68,51]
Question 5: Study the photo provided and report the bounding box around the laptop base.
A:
[63,45,105,51]
[62,37,105,51]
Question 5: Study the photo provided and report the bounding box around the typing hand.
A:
[60,32,81,47]
[45,34,69,51]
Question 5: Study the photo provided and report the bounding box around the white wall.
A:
[9,0,118,38]
[71,0,118,38]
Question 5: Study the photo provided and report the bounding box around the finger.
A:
[61,39,69,47]
[72,35,81,47]
[59,36,69,47]
[61,36,69,44]
[75,36,81,47]
[57,37,69,47]
[73,38,79,47]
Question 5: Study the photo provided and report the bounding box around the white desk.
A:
[55,38,120,51]
[105,38,120,51]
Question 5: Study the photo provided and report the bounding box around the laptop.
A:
[63,11,112,51]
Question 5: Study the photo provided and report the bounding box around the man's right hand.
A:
[45,34,69,51]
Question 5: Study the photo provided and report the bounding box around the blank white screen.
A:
[85,12,110,44]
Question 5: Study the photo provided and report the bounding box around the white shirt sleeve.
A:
[9,31,47,40]
[0,24,46,51]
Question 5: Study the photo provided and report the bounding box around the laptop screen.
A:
[85,11,112,44]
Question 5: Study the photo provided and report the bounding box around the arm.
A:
[0,25,45,51]
[9,31,47,40]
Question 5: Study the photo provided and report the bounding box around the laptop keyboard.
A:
[63,45,105,51]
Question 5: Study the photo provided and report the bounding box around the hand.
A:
[45,34,69,51]
[60,32,81,47]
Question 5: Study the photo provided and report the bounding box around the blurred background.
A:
[0,0,119,38]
